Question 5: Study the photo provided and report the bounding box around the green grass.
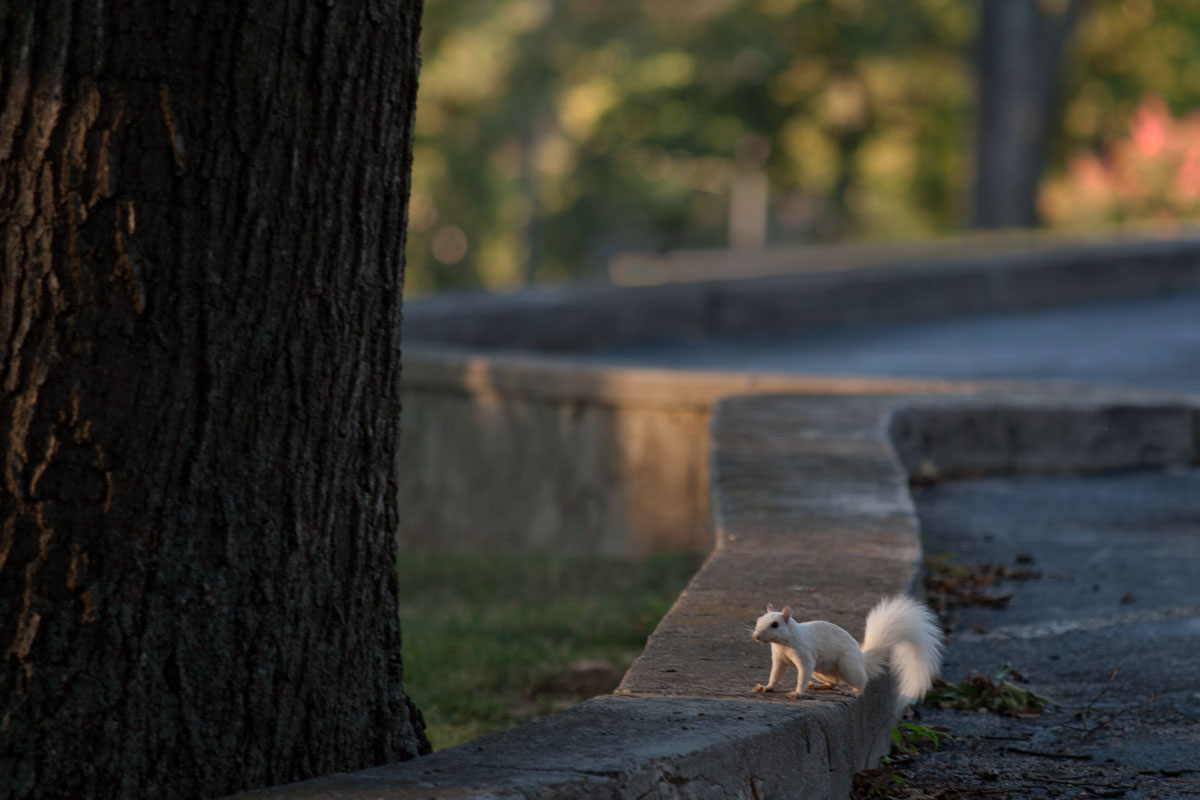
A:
[397,549,704,750]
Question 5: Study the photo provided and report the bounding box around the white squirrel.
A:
[750,595,943,705]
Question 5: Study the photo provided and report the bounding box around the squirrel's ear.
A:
[766,603,775,613]
[781,606,791,622]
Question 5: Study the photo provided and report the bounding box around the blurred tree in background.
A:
[408,0,1200,295]
[973,0,1078,229]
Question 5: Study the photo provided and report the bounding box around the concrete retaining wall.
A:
[240,393,1200,800]
[398,352,968,554]
[399,234,1200,555]
[403,234,1200,351]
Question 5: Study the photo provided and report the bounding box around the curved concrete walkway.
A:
[239,390,1199,799]
[237,235,1200,798]
[585,289,1200,394]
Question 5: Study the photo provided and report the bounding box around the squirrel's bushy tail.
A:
[861,595,943,701]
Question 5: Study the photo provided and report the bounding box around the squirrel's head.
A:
[751,604,792,644]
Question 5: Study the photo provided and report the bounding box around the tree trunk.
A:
[973,0,1077,228]
[0,2,429,798]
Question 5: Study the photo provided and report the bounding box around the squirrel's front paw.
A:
[753,684,771,693]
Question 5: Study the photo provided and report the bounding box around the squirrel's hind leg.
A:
[810,672,858,696]
[809,671,840,690]
[839,656,869,696]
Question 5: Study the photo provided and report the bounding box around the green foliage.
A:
[926,663,1058,717]
[410,1,1200,294]
[890,721,951,754]
[409,0,974,294]
[1059,0,1200,157]
[1042,96,1200,227]
[396,549,703,750]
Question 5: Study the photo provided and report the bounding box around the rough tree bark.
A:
[1,2,429,798]
[973,0,1078,228]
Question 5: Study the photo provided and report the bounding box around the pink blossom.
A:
[1131,98,1168,158]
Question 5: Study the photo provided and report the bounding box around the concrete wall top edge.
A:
[403,234,1200,352]
[254,391,1200,798]
[710,392,1200,481]
[886,399,1200,480]
[401,344,990,407]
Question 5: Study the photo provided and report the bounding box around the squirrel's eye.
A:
[770,621,778,628]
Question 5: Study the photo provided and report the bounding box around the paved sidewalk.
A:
[589,289,1200,394]
[889,469,1200,799]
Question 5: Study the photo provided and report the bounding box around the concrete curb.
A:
[231,695,893,800]
[237,392,1200,799]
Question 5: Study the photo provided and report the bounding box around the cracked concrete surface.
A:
[238,392,1199,800]
[892,468,1200,798]
[238,238,1200,799]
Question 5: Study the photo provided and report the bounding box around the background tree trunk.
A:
[973,0,1078,228]
[0,2,429,798]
